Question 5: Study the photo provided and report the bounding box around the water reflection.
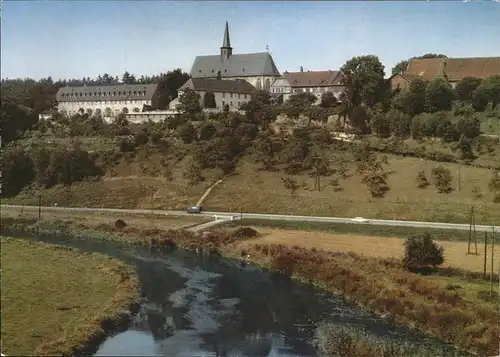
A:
[6,235,456,357]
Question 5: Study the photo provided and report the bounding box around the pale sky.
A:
[2,1,499,80]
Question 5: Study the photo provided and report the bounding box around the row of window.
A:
[222,93,247,99]
[271,87,289,93]
[62,100,147,105]
[61,90,147,98]
[221,101,241,108]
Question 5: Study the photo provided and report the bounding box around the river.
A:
[10,234,462,357]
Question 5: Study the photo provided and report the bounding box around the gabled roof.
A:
[282,70,343,88]
[406,58,445,81]
[406,57,500,82]
[56,84,158,102]
[179,78,256,94]
[443,57,500,81]
[190,52,280,78]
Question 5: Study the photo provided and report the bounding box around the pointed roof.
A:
[191,52,280,78]
[222,21,231,48]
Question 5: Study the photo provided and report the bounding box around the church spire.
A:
[220,21,232,60]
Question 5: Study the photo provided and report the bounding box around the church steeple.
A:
[220,21,232,60]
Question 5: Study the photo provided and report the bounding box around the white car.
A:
[351,217,370,223]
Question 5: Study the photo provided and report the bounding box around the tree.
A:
[253,131,283,170]
[455,77,482,102]
[472,75,500,110]
[2,146,35,197]
[281,176,299,196]
[177,122,197,144]
[454,135,475,161]
[416,170,429,189]
[0,102,38,143]
[240,91,276,129]
[387,109,412,138]
[177,89,201,118]
[401,78,428,116]
[183,161,205,186]
[391,60,409,76]
[122,71,136,85]
[362,172,390,198]
[348,106,370,135]
[154,69,191,110]
[122,107,129,114]
[431,166,453,193]
[203,92,216,108]
[425,77,456,112]
[403,233,444,271]
[369,104,391,138]
[320,91,338,109]
[284,92,317,120]
[198,122,217,141]
[456,116,481,139]
[488,171,500,203]
[340,55,387,108]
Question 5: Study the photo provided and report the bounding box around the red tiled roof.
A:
[406,57,500,82]
[406,58,445,81]
[443,57,500,81]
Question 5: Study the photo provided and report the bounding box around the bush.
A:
[118,137,136,152]
[431,165,453,193]
[403,232,444,271]
[134,131,149,146]
[177,123,197,144]
[416,170,429,189]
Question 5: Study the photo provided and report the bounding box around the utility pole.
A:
[484,231,488,279]
[38,195,42,220]
[491,227,495,295]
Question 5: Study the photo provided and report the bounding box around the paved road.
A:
[3,204,498,232]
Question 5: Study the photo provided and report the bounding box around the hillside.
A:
[6,130,500,225]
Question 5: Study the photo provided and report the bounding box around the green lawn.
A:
[0,237,139,356]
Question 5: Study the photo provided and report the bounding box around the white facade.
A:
[177,89,252,110]
[58,99,152,118]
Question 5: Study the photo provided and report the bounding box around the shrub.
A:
[403,232,444,271]
[416,170,429,189]
[114,219,127,230]
[362,172,390,198]
[118,137,136,152]
[431,165,453,193]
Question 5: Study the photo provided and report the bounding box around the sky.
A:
[1,1,500,80]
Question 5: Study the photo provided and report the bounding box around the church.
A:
[189,22,281,91]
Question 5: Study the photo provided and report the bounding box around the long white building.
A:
[56,83,158,118]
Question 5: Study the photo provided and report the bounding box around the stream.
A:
[9,234,462,356]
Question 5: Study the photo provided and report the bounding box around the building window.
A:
[114,91,117,96]
[222,92,226,98]
[230,93,233,98]
[244,94,247,99]
[238,102,240,107]
[238,93,241,99]
[230,101,233,107]
[222,101,225,106]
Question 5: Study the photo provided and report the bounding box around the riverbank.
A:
[1,217,497,356]
[0,237,140,356]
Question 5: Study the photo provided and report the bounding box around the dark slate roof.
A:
[222,21,231,48]
[56,84,158,102]
[179,78,256,94]
[283,70,343,88]
[190,52,281,78]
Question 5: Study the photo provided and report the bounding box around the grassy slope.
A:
[8,136,500,224]
[204,154,500,225]
[0,237,139,356]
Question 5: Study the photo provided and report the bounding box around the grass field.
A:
[232,226,500,273]
[0,237,139,356]
[203,154,500,225]
[227,218,478,241]
[1,206,209,230]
